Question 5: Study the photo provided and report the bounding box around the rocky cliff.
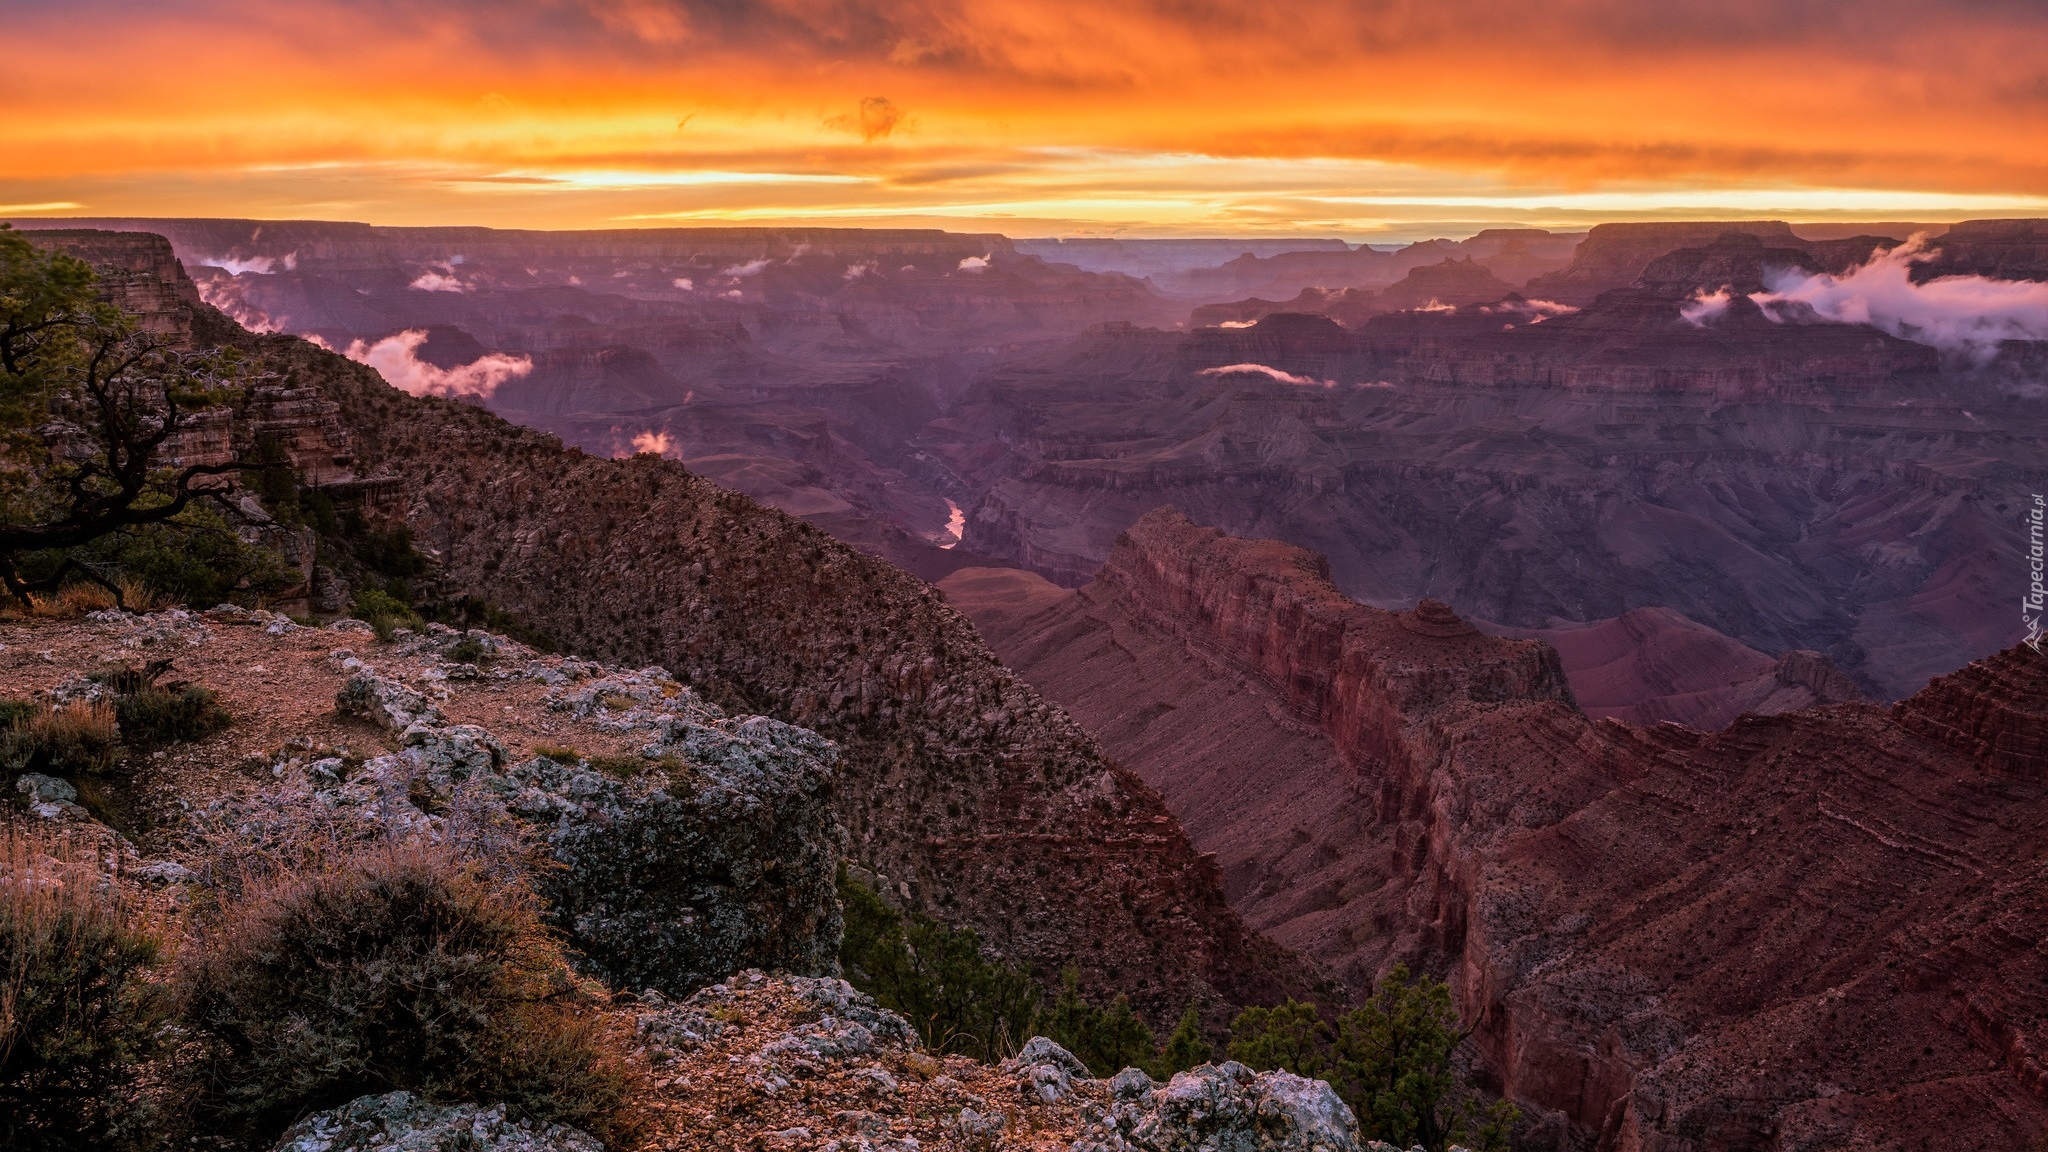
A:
[192,299,1317,1022]
[949,512,2048,1149]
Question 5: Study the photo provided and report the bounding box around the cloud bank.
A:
[1200,362,1337,388]
[341,329,532,398]
[1749,237,2048,360]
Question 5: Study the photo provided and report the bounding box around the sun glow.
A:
[4,0,2045,236]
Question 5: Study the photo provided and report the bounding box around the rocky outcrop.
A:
[23,229,202,346]
[1525,221,1804,303]
[1479,606,1865,730]
[271,1092,600,1152]
[1893,643,2048,774]
[322,636,843,995]
[211,294,1320,1023]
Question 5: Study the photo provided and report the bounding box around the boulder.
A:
[269,1091,599,1152]
[1082,1059,1363,1152]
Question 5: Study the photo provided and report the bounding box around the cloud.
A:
[1218,320,1258,328]
[1750,235,2048,360]
[826,96,904,142]
[956,254,989,272]
[673,276,694,289]
[340,329,532,398]
[629,429,676,456]
[843,261,875,279]
[408,268,470,292]
[1200,362,1338,388]
[1493,297,1578,323]
[1680,288,1732,326]
[199,252,295,276]
[721,257,771,277]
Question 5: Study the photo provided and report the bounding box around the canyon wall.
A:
[953,509,2048,1149]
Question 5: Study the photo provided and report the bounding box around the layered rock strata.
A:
[952,511,2048,1149]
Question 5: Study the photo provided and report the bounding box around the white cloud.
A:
[199,252,295,276]
[1749,235,2048,361]
[1680,288,1733,327]
[1200,362,1337,388]
[844,262,876,280]
[673,277,694,290]
[721,258,771,277]
[957,255,991,273]
[408,269,470,293]
[1218,319,1258,328]
[340,329,531,399]
[629,429,676,457]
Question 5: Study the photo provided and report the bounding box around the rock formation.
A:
[1477,606,1865,730]
[951,511,2048,1149]
[177,294,1318,1022]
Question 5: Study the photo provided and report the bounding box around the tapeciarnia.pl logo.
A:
[2027,493,2045,654]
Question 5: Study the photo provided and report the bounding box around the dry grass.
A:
[179,840,643,1147]
[4,700,122,775]
[2,579,173,619]
[1,824,171,1147]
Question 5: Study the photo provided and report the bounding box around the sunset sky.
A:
[6,0,2048,239]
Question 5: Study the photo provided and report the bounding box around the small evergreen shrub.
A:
[349,588,422,641]
[0,826,171,1151]
[838,868,1041,1061]
[178,842,634,1148]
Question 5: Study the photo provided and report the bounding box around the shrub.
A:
[1,826,171,1150]
[96,663,231,749]
[178,842,634,1148]
[1226,970,1519,1152]
[1157,1002,1215,1075]
[1333,966,1517,1152]
[446,635,489,665]
[1227,999,1331,1079]
[1038,968,1156,1077]
[838,868,1040,1061]
[2,700,121,776]
[349,588,422,641]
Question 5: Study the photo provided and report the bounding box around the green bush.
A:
[1157,1003,1215,1075]
[16,506,302,609]
[1038,968,1156,1077]
[1227,969,1517,1152]
[349,588,422,641]
[178,842,634,1149]
[109,676,231,749]
[838,869,1041,1061]
[1,826,171,1151]
[1228,999,1332,1079]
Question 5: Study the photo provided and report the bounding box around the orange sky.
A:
[6,0,2047,238]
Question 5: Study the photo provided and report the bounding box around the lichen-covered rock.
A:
[1079,1060,1363,1152]
[1004,1036,1090,1103]
[335,669,443,732]
[14,772,86,820]
[269,1090,600,1152]
[500,723,839,994]
[324,662,841,995]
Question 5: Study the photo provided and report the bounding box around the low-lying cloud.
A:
[1679,288,1732,326]
[340,329,532,398]
[199,252,296,276]
[1687,237,2048,360]
[408,268,470,292]
[629,429,675,456]
[721,258,771,277]
[1201,362,1337,388]
[956,254,990,273]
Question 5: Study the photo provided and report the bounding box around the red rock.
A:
[948,511,2048,1148]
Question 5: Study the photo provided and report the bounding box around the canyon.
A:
[22,216,2044,700]
[948,508,2048,1149]
[13,224,2048,1150]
